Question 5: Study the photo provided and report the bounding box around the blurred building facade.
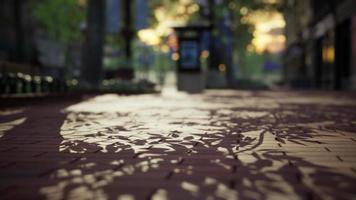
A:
[0,0,70,77]
[0,0,71,94]
[0,0,36,64]
[283,0,356,90]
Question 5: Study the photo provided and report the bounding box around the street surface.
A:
[0,88,356,200]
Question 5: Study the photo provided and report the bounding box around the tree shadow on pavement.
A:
[0,92,356,200]
[0,102,73,199]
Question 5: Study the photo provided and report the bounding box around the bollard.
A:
[0,74,6,94]
[8,73,18,94]
[31,76,41,94]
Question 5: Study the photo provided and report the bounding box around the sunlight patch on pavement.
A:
[0,117,26,138]
[0,108,26,138]
[181,181,199,196]
[151,189,168,200]
[118,194,135,200]
[59,92,223,154]
[0,108,24,116]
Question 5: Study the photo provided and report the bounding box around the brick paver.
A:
[0,89,356,200]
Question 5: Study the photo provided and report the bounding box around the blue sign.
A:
[180,41,198,69]
[263,61,281,71]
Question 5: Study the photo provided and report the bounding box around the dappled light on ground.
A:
[1,89,356,199]
[43,89,356,199]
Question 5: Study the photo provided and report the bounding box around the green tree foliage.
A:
[224,0,281,78]
[31,0,85,44]
[147,0,180,26]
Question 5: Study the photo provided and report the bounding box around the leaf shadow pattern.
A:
[0,92,356,200]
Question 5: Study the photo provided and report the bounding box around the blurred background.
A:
[0,0,355,95]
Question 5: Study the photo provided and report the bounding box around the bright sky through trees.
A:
[137,0,285,54]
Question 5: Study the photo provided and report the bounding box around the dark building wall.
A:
[351,15,356,89]
[283,0,356,90]
[335,18,351,89]
[283,0,313,88]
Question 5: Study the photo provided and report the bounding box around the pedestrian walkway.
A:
[0,89,356,200]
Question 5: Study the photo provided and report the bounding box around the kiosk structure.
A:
[173,25,211,93]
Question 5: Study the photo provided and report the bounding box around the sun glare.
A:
[137,29,161,46]
[245,10,286,54]
[138,1,199,48]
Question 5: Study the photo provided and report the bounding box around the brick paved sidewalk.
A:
[0,89,356,200]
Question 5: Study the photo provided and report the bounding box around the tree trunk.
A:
[122,0,133,66]
[225,8,235,88]
[208,0,218,71]
[13,0,24,62]
[81,0,106,88]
